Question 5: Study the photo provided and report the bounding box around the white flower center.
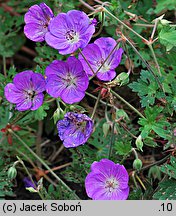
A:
[105,177,119,193]
[65,30,79,44]
[24,89,35,100]
[63,73,77,87]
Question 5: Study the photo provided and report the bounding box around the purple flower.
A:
[24,3,54,42]
[45,56,89,104]
[57,112,94,148]
[23,177,37,189]
[4,71,46,111]
[45,10,95,55]
[78,37,123,81]
[85,159,129,200]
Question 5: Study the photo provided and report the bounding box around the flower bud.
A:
[148,165,161,181]
[135,135,143,152]
[115,72,129,86]
[133,159,142,170]
[7,166,17,180]
[103,122,110,137]
[53,108,65,124]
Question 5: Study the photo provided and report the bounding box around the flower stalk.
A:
[111,90,145,119]
[91,92,101,119]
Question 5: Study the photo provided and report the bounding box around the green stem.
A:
[10,130,80,200]
[3,56,7,78]
[36,120,43,168]
[104,7,147,42]
[140,154,170,172]
[45,98,56,103]
[91,92,101,119]
[136,174,146,190]
[124,36,165,93]
[134,23,176,28]
[132,171,138,188]
[111,90,145,119]
[148,43,162,77]
[132,148,138,159]
[150,19,159,41]
[9,110,30,125]
[118,122,137,139]
[86,92,119,110]
[108,122,115,159]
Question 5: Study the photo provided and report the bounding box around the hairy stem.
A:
[124,36,165,93]
[140,154,170,172]
[86,92,119,110]
[148,43,162,77]
[136,174,146,190]
[108,122,115,159]
[91,92,101,119]
[111,90,145,119]
[104,7,147,42]
[150,19,159,41]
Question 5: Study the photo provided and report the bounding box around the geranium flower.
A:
[24,3,54,42]
[85,159,129,200]
[45,56,89,104]
[57,112,94,148]
[45,10,95,54]
[78,37,123,81]
[4,71,46,111]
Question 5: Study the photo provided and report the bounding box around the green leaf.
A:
[159,26,176,51]
[114,141,132,156]
[33,103,50,120]
[128,188,143,200]
[138,106,170,139]
[160,156,176,179]
[153,179,176,200]
[155,0,176,13]
[143,137,158,147]
[0,154,14,199]
[0,8,25,57]
[128,70,159,107]
[88,119,111,159]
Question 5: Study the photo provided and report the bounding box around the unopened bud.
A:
[7,166,17,180]
[53,108,64,124]
[103,122,110,137]
[115,72,129,86]
[148,165,161,181]
[135,135,143,152]
[133,159,142,170]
